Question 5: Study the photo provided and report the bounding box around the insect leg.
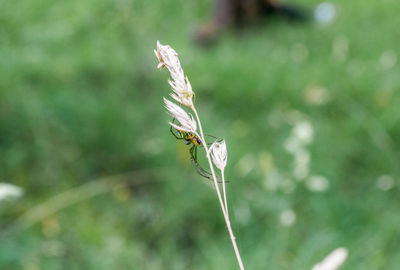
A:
[190,146,228,183]
[190,146,213,180]
[205,134,219,140]
[205,134,223,146]
[170,125,183,140]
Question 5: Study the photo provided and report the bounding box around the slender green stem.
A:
[191,106,244,270]
[221,169,229,217]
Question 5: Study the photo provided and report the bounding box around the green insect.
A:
[169,118,214,180]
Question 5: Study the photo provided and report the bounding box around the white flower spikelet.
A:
[210,140,228,170]
[312,247,348,270]
[163,98,197,133]
[155,41,194,107]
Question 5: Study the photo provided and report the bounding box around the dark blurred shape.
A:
[195,0,308,46]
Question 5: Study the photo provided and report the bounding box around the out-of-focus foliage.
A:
[1,0,400,269]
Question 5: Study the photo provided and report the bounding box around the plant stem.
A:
[191,106,244,270]
[221,169,229,217]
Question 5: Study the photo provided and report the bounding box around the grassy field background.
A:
[1,0,400,269]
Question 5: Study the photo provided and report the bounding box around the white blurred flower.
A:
[284,136,303,154]
[306,175,330,192]
[210,140,228,170]
[258,152,274,175]
[0,183,23,202]
[312,247,348,270]
[263,170,282,192]
[379,50,397,70]
[280,209,296,227]
[376,175,395,191]
[237,154,256,176]
[314,2,336,25]
[304,85,330,105]
[293,121,314,145]
[163,98,197,133]
[155,41,194,107]
[281,178,296,194]
[293,149,311,180]
[285,121,314,155]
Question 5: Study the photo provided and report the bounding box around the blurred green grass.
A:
[1,0,400,269]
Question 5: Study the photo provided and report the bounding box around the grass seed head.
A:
[210,140,228,170]
[163,97,197,133]
[155,41,194,107]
